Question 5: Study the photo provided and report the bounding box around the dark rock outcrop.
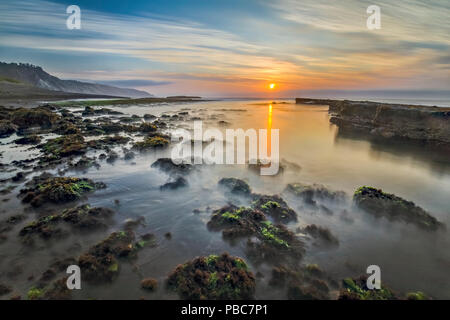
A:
[296,98,450,146]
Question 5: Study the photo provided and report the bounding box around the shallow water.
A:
[0,100,449,299]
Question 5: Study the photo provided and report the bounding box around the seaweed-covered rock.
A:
[60,204,114,230]
[286,183,347,206]
[151,158,193,175]
[139,122,157,133]
[19,205,114,243]
[338,276,398,300]
[353,186,443,231]
[207,205,264,238]
[11,107,60,129]
[268,264,333,300]
[27,278,71,300]
[218,178,251,195]
[133,136,169,151]
[167,253,255,300]
[41,134,87,157]
[78,231,135,283]
[100,135,130,145]
[251,194,297,223]
[19,215,67,241]
[20,176,106,207]
[207,205,304,263]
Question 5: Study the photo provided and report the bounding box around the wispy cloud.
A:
[0,0,449,96]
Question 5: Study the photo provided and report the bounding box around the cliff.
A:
[0,62,152,98]
[295,98,450,146]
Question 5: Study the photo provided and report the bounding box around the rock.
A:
[295,98,450,146]
[160,176,188,190]
[10,107,60,129]
[338,276,398,300]
[20,176,106,207]
[133,136,169,151]
[141,278,158,291]
[124,151,135,160]
[300,224,339,246]
[139,122,157,133]
[251,194,297,223]
[106,151,119,163]
[285,183,347,206]
[218,178,251,195]
[353,186,443,231]
[78,230,136,283]
[0,283,12,296]
[41,134,87,157]
[167,253,255,300]
[207,205,304,263]
[143,114,156,120]
[14,134,41,145]
[151,158,193,175]
[0,120,17,137]
[19,204,114,241]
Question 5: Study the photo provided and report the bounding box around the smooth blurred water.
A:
[1,100,449,299]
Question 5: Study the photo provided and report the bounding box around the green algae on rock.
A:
[27,277,71,300]
[19,204,115,243]
[269,264,333,300]
[207,205,304,263]
[41,134,87,157]
[338,276,398,300]
[20,176,106,207]
[132,136,169,151]
[353,186,443,231]
[251,194,297,223]
[167,253,255,300]
[78,230,152,283]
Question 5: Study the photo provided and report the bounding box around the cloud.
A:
[92,79,172,87]
[0,0,449,94]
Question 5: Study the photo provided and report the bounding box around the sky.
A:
[0,0,449,97]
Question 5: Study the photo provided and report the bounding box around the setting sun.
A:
[269,83,276,89]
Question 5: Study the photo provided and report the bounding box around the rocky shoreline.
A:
[296,98,450,147]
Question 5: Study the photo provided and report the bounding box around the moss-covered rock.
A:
[207,205,304,263]
[139,122,157,133]
[26,278,71,300]
[353,186,443,231]
[269,264,332,300]
[167,253,255,300]
[78,230,151,283]
[251,194,297,223]
[11,107,60,129]
[133,136,169,151]
[338,276,398,300]
[41,134,87,157]
[20,176,106,207]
